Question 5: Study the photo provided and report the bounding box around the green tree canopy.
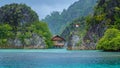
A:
[0,3,39,28]
[0,3,53,48]
[0,24,13,46]
[97,28,120,51]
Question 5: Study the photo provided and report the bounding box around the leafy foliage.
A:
[60,17,86,40]
[0,3,53,48]
[97,28,120,51]
[29,21,53,48]
[92,0,120,26]
[0,3,39,31]
[73,0,120,50]
[0,24,13,46]
[0,24,13,39]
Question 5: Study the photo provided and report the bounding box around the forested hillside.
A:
[0,3,53,48]
[83,0,120,50]
[43,0,97,34]
[61,0,120,50]
[60,17,86,40]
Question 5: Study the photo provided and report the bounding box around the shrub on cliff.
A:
[97,28,120,51]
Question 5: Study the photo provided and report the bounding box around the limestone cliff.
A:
[82,0,120,49]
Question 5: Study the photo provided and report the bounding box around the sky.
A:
[0,0,79,19]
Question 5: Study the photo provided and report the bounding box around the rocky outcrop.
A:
[61,0,120,50]
[82,0,120,49]
[82,21,107,49]
[7,33,46,49]
[67,33,80,50]
[61,18,86,50]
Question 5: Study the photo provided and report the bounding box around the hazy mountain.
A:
[43,0,97,34]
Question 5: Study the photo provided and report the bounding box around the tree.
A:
[28,21,53,48]
[0,3,39,31]
[0,3,53,48]
[97,28,120,51]
[0,24,13,46]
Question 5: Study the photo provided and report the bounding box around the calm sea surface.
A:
[0,49,120,68]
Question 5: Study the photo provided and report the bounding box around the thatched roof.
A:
[51,35,65,41]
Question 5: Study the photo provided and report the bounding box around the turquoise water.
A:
[0,49,120,68]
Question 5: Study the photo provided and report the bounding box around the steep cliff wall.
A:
[82,0,120,49]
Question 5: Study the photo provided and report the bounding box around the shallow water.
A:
[0,49,120,68]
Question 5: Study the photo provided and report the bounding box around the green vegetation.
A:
[0,24,13,47]
[0,0,120,50]
[43,0,97,34]
[29,22,53,48]
[60,17,86,41]
[0,3,39,32]
[85,0,120,50]
[0,3,53,48]
[97,28,120,51]
[60,0,120,50]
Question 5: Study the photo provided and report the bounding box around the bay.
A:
[0,49,119,68]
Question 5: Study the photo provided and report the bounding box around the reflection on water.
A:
[0,49,120,68]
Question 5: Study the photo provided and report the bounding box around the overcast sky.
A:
[0,0,79,19]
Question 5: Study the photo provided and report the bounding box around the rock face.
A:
[61,0,120,50]
[61,17,86,50]
[7,33,46,48]
[67,33,80,50]
[72,35,80,47]
[82,0,120,49]
[82,21,107,49]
